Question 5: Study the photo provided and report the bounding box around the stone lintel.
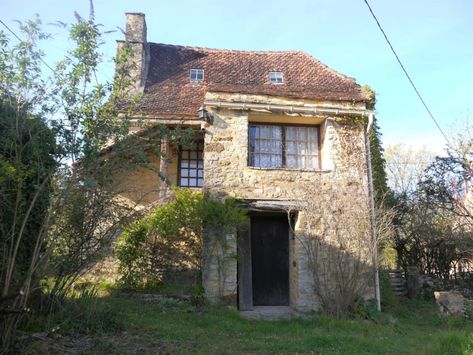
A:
[245,200,298,212]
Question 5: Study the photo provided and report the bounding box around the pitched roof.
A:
[136,43,366,116]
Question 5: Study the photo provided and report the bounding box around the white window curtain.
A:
[249,125,282,168]
[249,125,319,170]
[285,126,318,170]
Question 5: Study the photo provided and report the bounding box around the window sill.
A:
[246,166,332,173]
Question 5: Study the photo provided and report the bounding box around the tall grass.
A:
[17,291,473,354]
[23,286,123,335]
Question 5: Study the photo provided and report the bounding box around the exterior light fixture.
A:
[198,106,213,124]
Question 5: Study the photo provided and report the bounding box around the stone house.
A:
[117,13,378,313]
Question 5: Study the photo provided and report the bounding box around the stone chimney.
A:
[116,12,149,94]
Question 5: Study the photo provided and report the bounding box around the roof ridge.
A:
[149,42,304,55]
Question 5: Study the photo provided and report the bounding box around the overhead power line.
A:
[362,0,452,146]
[0,18,56,74]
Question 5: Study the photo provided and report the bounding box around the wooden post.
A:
[158,137,168,199]
[406,266,420,299]
[237,224,253,310]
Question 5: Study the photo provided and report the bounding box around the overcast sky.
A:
[3,0,472,154]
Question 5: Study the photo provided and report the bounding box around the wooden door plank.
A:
[237,224,253,310]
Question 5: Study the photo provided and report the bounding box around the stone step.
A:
[386,269,407,297]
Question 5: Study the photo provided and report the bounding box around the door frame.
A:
[237,211,293,310]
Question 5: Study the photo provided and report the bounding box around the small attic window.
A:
[190,68,204,81]
[269,71,284,84]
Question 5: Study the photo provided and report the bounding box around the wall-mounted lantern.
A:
[198,106,213,124]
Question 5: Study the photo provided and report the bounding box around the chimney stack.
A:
[125,12,147,43]
[117,12,149,94]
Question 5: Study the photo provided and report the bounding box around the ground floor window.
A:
[179,140,204,187]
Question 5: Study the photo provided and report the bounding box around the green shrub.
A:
[353,298,380,321]
[115,189,247,289]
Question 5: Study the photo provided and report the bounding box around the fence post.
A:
[406,266,420,298]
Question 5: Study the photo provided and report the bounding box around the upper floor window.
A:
[249,124,319,170]
[190,68,204,81]
[269,71,284,84]
[179,141,204,187]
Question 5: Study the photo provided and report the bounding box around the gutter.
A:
[128,118,203,126]
[204,99,373,117]
[365,112,381,312]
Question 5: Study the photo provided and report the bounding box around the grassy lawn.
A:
[21,295,473,354]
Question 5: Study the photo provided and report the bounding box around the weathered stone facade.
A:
[202,227,238,303]
[113,92,375,313]
[200,92,374,313]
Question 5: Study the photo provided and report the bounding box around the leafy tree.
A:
[421,154,473,219]
[384,144,434,198]
[0,17,60,346]
[362,85,390,206]
[370,118,391,205]
[42,11,192,304]
[0,97,57,285]
[0,97,58,344]
[384,137,473,280]
[0,9,191,347]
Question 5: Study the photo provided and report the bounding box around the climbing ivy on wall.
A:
[115,189,247,289]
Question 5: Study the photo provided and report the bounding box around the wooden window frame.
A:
[178,140,204,187]
[248,123,321,170]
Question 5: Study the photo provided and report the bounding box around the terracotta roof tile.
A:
[135,43,366,116]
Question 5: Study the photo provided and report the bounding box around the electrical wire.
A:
[362,0,452,146]
[0,18,57,74]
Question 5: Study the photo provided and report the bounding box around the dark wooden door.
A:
[251,214,289,306]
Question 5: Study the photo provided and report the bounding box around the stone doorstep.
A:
[240,306,297,321]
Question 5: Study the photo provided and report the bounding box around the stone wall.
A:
[202,228,238,304]
[204,109,328,199]
[291,213,320,312]
[202,96,374,312]
[113,143,179,209]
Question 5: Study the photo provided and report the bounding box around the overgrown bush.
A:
[116,189,247,289]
